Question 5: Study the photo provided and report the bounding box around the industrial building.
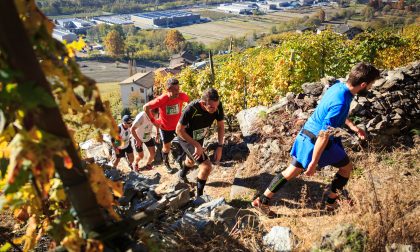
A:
[52,29,78,43]
[217,3,258,14]
[92,16,133,26]
[55,18,94,34]
[131,10,200,28]
[267,0,295,8]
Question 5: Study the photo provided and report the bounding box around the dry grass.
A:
[171,144,420,251]
[258,146,420,251]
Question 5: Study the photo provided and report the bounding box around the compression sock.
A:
[197,178,207,197]
[267,173,288,193]
[330,173,349,193]
[162,152,169,163]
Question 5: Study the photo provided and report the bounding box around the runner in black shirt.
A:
[175,88,225,197]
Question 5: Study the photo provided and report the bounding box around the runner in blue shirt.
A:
[253,62,380,212]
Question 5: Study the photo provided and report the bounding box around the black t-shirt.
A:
[179,100,224,140]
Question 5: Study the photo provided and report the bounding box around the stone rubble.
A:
[238,61,420,150]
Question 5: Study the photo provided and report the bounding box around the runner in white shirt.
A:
[130,110,158,171]
[112,115,135,169]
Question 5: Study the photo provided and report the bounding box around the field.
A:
[97,82,120,96]
[178,7,334,44]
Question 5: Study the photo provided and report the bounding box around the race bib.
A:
[166,104,180,115]
[193,128,207,140]
[143,132,150,140]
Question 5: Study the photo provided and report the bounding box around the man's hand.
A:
[356,128,367,140]
[193,144,204,160]
[304,161,317,176]
[213,146,223,164]
[135,139,142,148]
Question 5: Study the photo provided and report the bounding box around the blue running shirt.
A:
[290,81,354,169]
[303,81,354,136]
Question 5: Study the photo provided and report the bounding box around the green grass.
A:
[97,82,120,96]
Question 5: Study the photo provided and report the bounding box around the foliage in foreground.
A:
[0,0,121,251]
[177,24,419,118]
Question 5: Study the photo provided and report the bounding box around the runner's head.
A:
[122,114,133,127]
[347,63,380,96]
[200,88,219,114]
[166,78,180,98]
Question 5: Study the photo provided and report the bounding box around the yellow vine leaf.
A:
[87,163,121,221]
[18,215,38,252]
[61,227,85,252]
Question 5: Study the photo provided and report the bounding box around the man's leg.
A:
[146,146,155,166]
[160,129,176,173]
[112,157,121,168]
[326,161,352,206]
[253,164,303,207]
[196,159,212,197]
[179,156,194,183]
[126,152,134,169]
[113,148,124,168]
[134,150,144,171]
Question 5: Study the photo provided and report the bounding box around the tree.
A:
[318,9,326,22]
[164,29,185,53]
[104,30,125,57]
[0,0,129,250]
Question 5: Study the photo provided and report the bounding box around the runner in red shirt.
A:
[143,78,189,173]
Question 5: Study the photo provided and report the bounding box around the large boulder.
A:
[195,197,226,217]
[236,106,268,137]
[263,226,294,252]
[315,224,366,252]
[302,82,324,96]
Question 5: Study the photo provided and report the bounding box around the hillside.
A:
[73,61,420,251]
[1,1,419,251]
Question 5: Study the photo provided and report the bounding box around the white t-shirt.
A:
[118,124,131,149]
[131,112,154,142]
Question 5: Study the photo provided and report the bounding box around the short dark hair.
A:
[166,78,179,89]
[201,88,219,102]
[347,62,380,87]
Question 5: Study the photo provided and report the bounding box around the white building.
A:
[92,16,134,25]
[55,18,94,34]
[299,0,313,5]
[119,71,155,108]
[256,2,277,11]
[267,0,295,8]
[52,29,77,43]
[217,3,258,14]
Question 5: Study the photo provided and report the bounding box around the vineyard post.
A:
[209,50,215,85]
[290,50,295,81]
[0,0,111,234]
[244,75,247,109]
